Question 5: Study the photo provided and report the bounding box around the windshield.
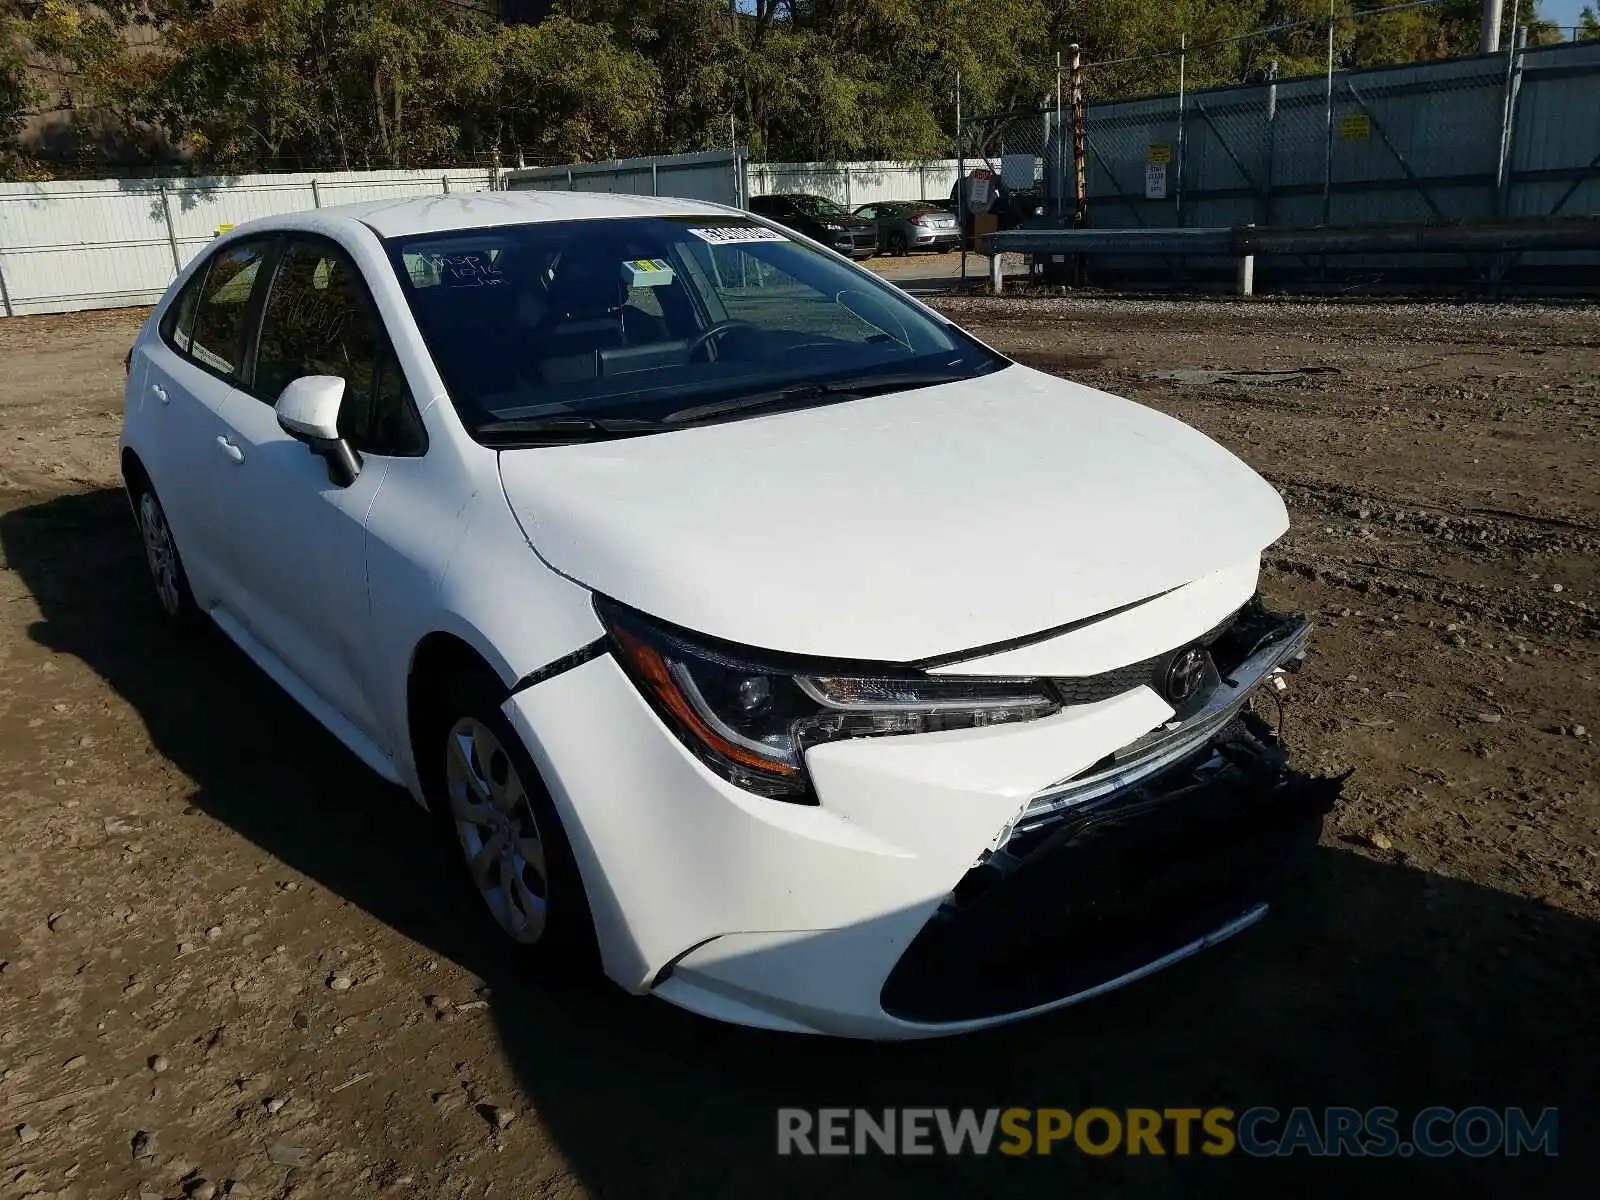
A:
[789,194,849,217]
[385,215,1005,441]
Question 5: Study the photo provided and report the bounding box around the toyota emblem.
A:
[1164,646,1209,705]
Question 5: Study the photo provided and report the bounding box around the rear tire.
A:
[132,482,196,623]
[429,671,598,973]
[889,232,909,257]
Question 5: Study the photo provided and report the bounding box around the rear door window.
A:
[182,240,272,377]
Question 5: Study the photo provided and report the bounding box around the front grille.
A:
[1051,656,1161,705]
[1026,603,1310,827]
[879,715,1343,1024]
[1046,604,1244,709]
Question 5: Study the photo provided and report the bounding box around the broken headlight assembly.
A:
[596,597,1059,802]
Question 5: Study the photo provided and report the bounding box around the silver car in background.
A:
[853,201,962,256]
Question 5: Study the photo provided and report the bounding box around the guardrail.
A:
[979,217,1600,294]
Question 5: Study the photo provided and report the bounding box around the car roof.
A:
[224,190,739,241]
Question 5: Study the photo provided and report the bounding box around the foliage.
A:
[0,0,1580,178]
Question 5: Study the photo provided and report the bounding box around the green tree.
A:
[0,8,32,150]
[454,15,662,165]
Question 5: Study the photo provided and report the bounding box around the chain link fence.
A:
[959,1,1600,244]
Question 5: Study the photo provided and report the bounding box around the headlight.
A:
[597,598,1060,803]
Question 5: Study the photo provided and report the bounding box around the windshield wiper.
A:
[662,371,975,426]
[474,415,664,445]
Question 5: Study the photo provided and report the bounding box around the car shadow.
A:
[1,488,1595,1197]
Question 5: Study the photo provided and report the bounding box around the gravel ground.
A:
[0,297,1595,1199]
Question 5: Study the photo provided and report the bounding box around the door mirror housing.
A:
[277,375,345,442]
[276,375,361,487]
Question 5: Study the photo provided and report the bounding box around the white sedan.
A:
[120,191,1336,1039]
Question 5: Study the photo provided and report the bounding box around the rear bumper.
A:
[504,606,1336,1040]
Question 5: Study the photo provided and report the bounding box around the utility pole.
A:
[1482,0,1505,53]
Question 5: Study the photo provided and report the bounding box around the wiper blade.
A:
[662,371,972,426]
[475,415,663,445]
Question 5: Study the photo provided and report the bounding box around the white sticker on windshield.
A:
[688,226,789,246]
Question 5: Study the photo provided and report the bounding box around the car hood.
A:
[497,364,1288,663]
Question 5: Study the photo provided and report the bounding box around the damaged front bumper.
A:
[881,603,1341,1025]
[880,709,1341,1024]
[509,598,1342,1039]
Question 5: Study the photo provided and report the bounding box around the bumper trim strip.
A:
[1022,616,1311,824]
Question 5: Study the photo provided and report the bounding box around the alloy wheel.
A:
[444,717,549,944]
[138,491,183,617]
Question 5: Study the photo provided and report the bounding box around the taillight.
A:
[911,215,928,227]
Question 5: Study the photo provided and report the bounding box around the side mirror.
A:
[277,375,361,487]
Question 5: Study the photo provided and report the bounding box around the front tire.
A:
[433,674,597,971]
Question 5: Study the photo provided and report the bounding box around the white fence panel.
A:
[504,150,743,206]
[0,158,961,317]
[0,168,497,317]
[747,160,961,207]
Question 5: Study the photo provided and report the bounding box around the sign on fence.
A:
[1144,163,1169,200]
[1146,142,1172,165]
[1339,113,1372,141]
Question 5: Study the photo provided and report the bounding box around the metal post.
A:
[990,247,1003,293]
[1055,50,1065,218]
[1072,44,1086,229]
[1495,0,1524,208]
[956,69,966,279]
[652,157,659,196]
[441,174,451,194]
[1322,6,1336,226]
[1176,33,1187,225]
[1263,61,1278,226]
[843,165,851,210]
[311,178,323,207]
[1482,0,1505,53]
[918,162,926,201]
[0,255,14,318]
[1238,224,1256,296]
[158,185,182,278]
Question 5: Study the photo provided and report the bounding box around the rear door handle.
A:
[217,436,245,464]
[151,385,169,406]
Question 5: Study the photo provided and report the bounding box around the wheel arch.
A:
[406,629,512,811]
[121,446,152,496]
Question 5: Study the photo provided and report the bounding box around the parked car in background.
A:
[852,201,961,255]
[747,193,877,258]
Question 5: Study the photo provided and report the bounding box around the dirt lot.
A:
[0,297,1596,1199]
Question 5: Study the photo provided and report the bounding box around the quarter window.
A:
[160,267,207,354]
[254,239,424,456]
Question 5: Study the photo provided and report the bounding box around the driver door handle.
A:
[217,436,245,464]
